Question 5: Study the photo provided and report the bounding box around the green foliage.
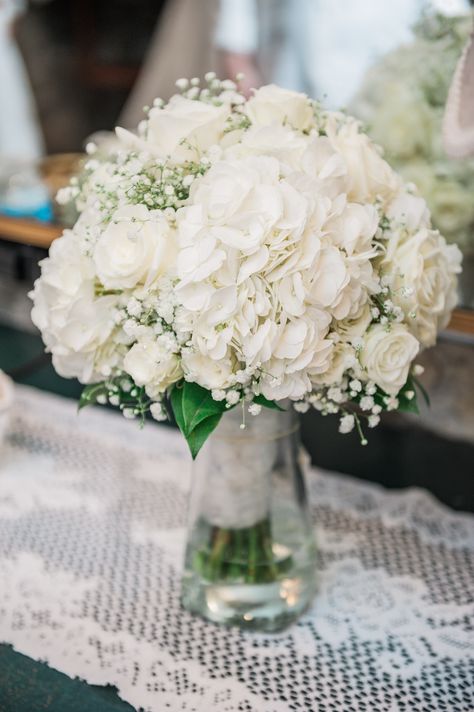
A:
[253,395,285,411]
[78,383,107,410]
[170,381,228,460]
[78,375,151,423]
[397,373,431,415]
[185,414,223,461]
[397,376,420,414]
[413,375,431,407]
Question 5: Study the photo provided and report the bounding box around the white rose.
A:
[53,337,125,384]
[229,123,308,169]
[117,96,230,160]
[50,288,115,355]
[30,234,116,383]
[51,351,96,383]
[246,84,314,131]
[145,352,182,397]
[94,205,175,290]
[31,232,94,309]
[124,340,182,393]
[185,160,260,226]
[147,95,230,159]
[386,228,461,346]
[36,286,117,383]
[327,119,400,203]
[360,324,419,395]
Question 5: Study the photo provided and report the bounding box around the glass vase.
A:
[181,405,317,631]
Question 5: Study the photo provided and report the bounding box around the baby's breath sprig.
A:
[296,368,407,445]
[78,373,165,426]
[174,73,246,108]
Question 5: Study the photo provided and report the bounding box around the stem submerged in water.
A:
[193,517,292,585]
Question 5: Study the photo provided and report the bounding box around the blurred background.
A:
[0,0,473,509]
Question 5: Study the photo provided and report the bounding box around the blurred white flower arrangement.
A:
[30,77,461,456]
[352,11,474,254]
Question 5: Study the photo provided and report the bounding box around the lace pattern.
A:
[0,386,473,712]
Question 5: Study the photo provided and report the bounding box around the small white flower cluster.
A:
[78,149,208,225]
[175,73,247,109]
[294,372,384,440]
[31,79,461,438]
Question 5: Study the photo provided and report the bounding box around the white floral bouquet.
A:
[31,77,461,457]
[352,11,474,254]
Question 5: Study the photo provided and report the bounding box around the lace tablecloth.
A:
[0,386,473,712]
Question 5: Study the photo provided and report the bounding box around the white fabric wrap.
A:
[194,407,294,529]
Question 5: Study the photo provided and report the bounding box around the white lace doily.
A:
[0,385,473,712]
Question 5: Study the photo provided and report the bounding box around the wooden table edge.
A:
[0,215,63,249]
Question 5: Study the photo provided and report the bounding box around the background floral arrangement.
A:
[31,76,461,456]
[352,11,474,254]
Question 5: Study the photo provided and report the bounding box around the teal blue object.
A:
[0,200,54,222]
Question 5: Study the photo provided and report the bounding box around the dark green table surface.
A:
[0,647,135,712]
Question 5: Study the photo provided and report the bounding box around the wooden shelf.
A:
[447,308,474,337]
[0,215,62,250]
[0,214,473,336]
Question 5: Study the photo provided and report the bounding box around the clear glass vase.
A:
[181,405,317,631]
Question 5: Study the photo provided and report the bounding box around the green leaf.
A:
[253,394,285,411]
[169,383,186,434]
[182,381,226,433]
[169,381,226,459]
[78,383,106,411]
[397,392,419,414]
[186,413,223,460]
[397,376,419,415]
[413,376,430,407]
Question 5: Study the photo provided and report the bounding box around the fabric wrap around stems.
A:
[192,405,297,530]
